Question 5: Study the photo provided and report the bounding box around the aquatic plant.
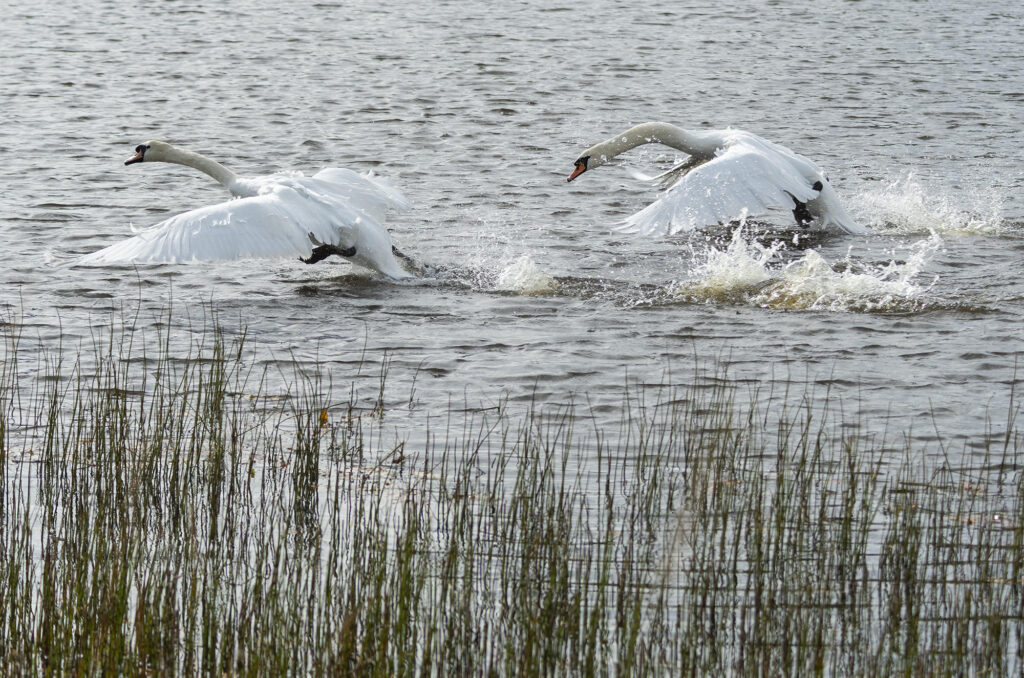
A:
[0,311,1021,675]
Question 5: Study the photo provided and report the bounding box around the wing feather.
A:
[618,140,821,237]
[80,170,410,266]
[311,168,411,218]
[80,195,316,264]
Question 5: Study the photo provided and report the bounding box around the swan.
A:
[80,141,413,278]
[567,122,869,235]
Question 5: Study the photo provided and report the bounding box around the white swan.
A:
[80,141,413,278]
[567,122,869,235]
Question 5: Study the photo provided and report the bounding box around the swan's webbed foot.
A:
[792,201,814,228]
[391,244,414,263]
[791,181,825,228]
[300,232,357,264]
[300,246,329,265]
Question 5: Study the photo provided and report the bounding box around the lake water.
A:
[2,0,1023,465]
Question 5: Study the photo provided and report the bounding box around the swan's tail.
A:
[826,211,871,235]
[810,182,872,235]
[361,171,413,211]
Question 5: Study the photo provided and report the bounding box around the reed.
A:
[0,310,1021,676]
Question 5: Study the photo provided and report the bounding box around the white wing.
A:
[80,191,348,264]
[311,168,411,219]
[79,170,411,275]
[619,140,821,237]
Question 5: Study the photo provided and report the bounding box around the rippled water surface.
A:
[2,0,1023,459]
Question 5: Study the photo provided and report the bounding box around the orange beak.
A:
[567,159,587,182]
[125,150,145,165]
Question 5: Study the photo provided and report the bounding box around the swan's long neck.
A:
[585,122,719,163]
[162,147,241,193]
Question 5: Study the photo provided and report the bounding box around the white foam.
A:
[688,226,783,289]
[494,255,559,295]
[756,233,942,311]
[675,226,942,312]
[852,173,1006,236]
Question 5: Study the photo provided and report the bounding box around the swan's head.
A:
[567,146,610,182]
[567,156,590,182]
[125,140,173,165]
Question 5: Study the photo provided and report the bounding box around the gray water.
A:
[2,0,1023,463]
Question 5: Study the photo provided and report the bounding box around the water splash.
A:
[755,233,942,312]
[853,173,1006,236]
[494,254,559,295]
[674,227,942,312]
[689,226,783,290]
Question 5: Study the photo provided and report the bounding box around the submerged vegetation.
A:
[1,310,1022,676]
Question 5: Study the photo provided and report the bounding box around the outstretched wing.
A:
[618,141,821,237]
[79,191,347,264]
[79,169,410,266]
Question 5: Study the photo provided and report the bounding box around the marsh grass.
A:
[1,312,1022,675]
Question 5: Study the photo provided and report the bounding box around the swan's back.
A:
[311,168,411,218]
